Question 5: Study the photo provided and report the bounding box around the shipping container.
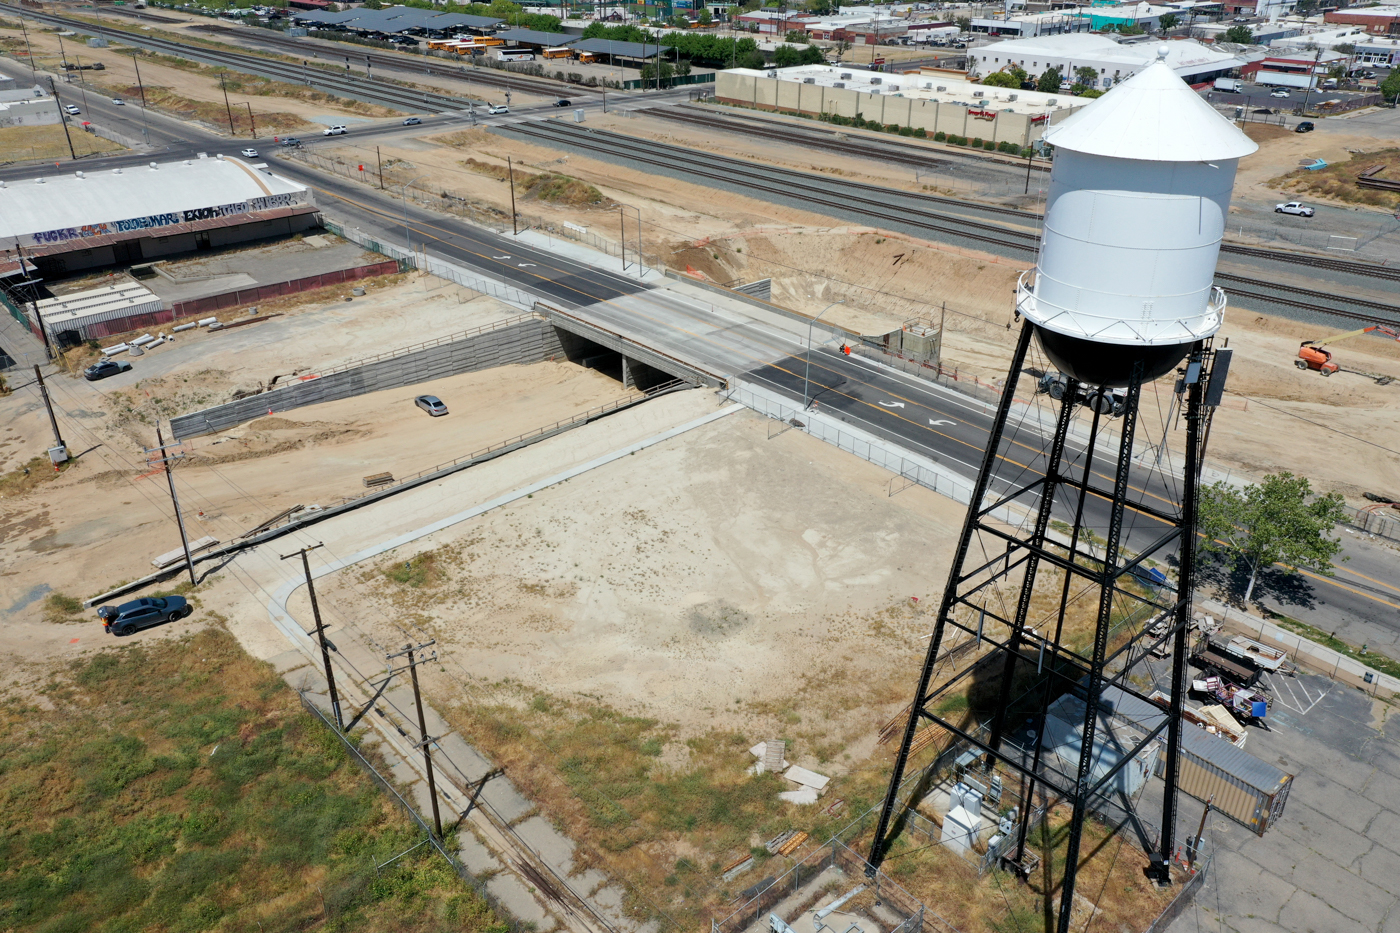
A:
[1161,725,1291,835]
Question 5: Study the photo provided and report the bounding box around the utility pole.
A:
[48,78,77,162]
[244,102,257,139]
[18,15,36,79]
[33,365,66,458]
[619,204,626,271]
[507,156,518,236]
[376,145,384,188]
[281,543,344,730]
[56,32,71,81]
[149,425,197,587]
[132,54,150,145]
[219,72,236,136]
[388,640,443,837]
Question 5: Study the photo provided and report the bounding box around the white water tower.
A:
[1018,48,1257,387]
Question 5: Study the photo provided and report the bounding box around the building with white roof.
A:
[0,155,318,277]
[1269,26,1400,66]
[1324,5,1400,36]
[970,10,1088,38]
[970,34,1242,88]
[0,75,59,128]
[716,64,1091,149]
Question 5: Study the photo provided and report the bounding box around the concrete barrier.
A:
[171,315,566,439]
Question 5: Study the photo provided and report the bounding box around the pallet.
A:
[362,471,395,488]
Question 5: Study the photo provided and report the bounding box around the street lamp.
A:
[401,173,426,259]
[803,299,845,410]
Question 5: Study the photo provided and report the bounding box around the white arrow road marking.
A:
[518,263,536,268]
[493,255,511,260]
[929,419,956,426]
[879,401,906,409]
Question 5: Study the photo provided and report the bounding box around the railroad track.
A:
[0,3,474,113]
[192,23,600,98]
[499,119,1043,238]
[645,104,1400,284]
[502,120,1400,328]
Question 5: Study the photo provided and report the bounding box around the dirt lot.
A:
[0,22,399,135]
[0,121,126,161]
[1237,121,1398,211]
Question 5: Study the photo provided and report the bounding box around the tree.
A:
[1074,65,1098,87]
[1383,68,1400,103]
[1157,12,1178,30]
[1036,66,1062,93]
[675,57,691,76]
[697,8,712,25]
[739,48,766,69]
[955,15,971,32]
[981,70,1020,88]
[1223,24,1254,44]
[1197,472,1348,605]
[673,13,689,27]
[785,29,810,43]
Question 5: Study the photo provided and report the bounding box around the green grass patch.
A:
[1269,611,1400,680]
[0,627,503,933]
[526,173,606,206]
[42,593,84,624]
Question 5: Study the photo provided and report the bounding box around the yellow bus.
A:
[542,46,572,59]
[574,50,597,63]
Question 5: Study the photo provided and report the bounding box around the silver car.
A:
[415,394,448,416]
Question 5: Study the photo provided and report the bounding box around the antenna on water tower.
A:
[866,60,1257,933]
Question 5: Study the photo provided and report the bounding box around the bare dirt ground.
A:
[332,404,963,740]
[1236,121,1399,211]
[0,24,399,134]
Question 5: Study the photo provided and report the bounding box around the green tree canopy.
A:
[1198,471,1348,604]
[697,8,712,25]
[1157,12,1178,30]
[1383,69,1400,102]
[1036,66,1062,93]
[1074,65,1099,86]
[1223,24,1254,44]
[955,15,971,31]
[981,71,1020,88]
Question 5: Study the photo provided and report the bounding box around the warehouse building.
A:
[0,155,317,278]
[0,75,59,128]
[969,34,1242,88]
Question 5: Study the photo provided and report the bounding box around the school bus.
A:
[574,50,597,63]
[542,46,572,59]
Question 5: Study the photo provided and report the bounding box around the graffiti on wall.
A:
[27,191,305,247]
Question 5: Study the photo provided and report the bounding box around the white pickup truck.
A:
[1275,201,1314,217]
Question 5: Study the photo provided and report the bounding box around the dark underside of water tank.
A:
[1034,327,1193,388]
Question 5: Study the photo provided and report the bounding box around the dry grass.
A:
[0,123,126,162]
[106,83,310,134]
[0,456,73,499]
[1272,146,1400,210]
[0,626,504,933]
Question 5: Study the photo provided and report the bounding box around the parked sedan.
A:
[1276,201,1315,217]
[98,596,193,636]
[84,359,132,381]
[415,394,448,416]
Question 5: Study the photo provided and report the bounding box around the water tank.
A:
[1018,51,1257,387]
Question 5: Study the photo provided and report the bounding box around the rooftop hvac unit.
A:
[1008,93,1018,101]
[803,77,816,84]
[871,77,882,84]
[841,72,852,79]
[767,70,778,77]
[973,89,985,97]
[924,81,933,89]
[888,85,900,92]
[937,85,947,91]
[1047,97,1058,105]
[834,81,846,88]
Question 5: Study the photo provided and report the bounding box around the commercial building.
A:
[0,75,59,128]
[1243,48,1348,87]
[969,10,1089,38]
[735,9,815,34]
[716,64,1091,149]
[1074,1,1176,32]
[1271,26,1400,65]
[969,34,1242,88]
[0,155,318,278]
[1324,5,1400,37]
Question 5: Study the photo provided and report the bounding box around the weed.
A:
[43,593,84,623]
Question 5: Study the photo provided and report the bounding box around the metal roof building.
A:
[569,37,663,60]
[493,27,580,49]
[34,281,162,342]
[0,156,318,277]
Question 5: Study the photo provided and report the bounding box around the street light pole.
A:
[400,173,426,260]
[803,299,845,410]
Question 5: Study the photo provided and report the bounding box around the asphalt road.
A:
[4,73,1396,640]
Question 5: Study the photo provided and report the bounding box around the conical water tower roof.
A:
[1042,53,1258,162]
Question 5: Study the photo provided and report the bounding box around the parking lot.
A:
[1166,668,1400,933]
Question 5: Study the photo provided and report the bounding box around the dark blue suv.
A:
[97,596,192,636]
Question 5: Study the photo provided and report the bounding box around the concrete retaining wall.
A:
[171,315,565,440]
[715,72,1044,148]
